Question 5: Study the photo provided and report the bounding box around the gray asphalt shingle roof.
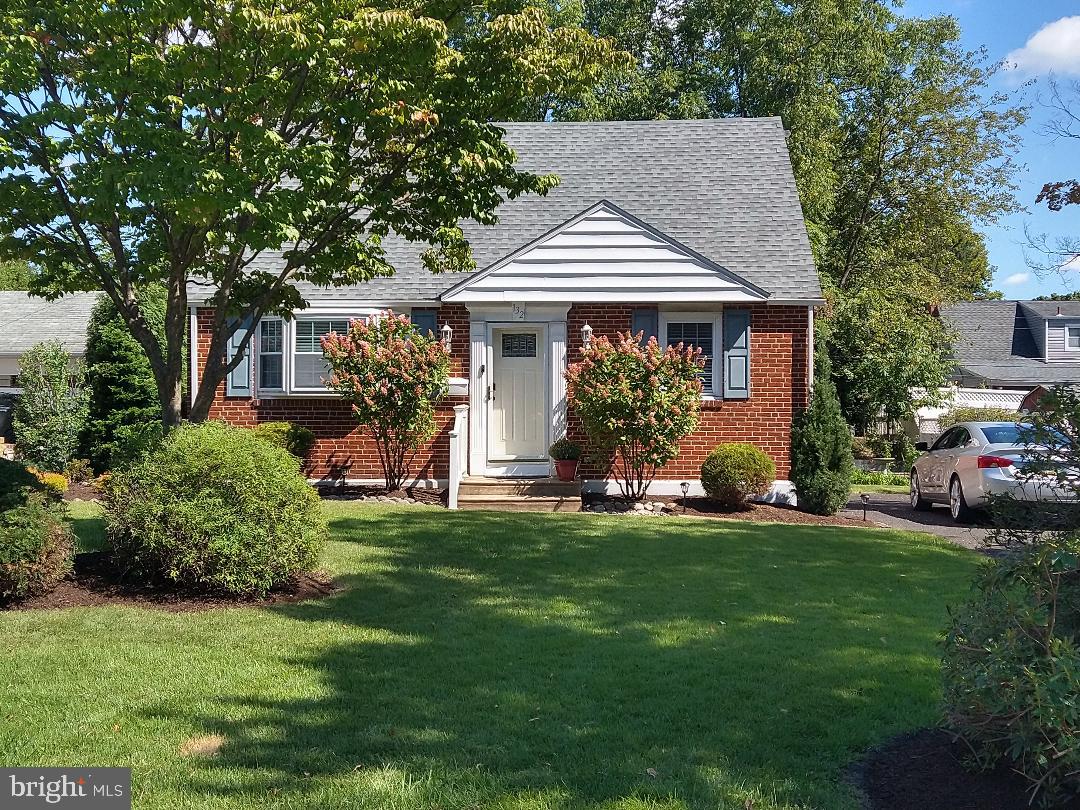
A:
[0,292,98,357]
[941,300,1080,386]
[224,118,821,303]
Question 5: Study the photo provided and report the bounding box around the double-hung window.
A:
[258,320,284,390]
[292,318,351,390]
[1068,326,1080,350]
[666,319,716,394]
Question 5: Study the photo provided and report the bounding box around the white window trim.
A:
[658,309,723,399]
[252,311,383,397]
[1067,326,1080,351]
[256,317,286,394]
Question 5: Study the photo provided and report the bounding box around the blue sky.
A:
[902,0,1080,299]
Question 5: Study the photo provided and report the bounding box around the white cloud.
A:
[1003,272,1030,286]
[1004,16,1080,76]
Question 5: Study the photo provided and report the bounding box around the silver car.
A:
[909,421,1076,522]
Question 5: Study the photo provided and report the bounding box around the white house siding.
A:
[1046,318,1080,363]
[442,203,768,304]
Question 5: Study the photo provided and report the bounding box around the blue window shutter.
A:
[411,308,438,338]
[226,316,253,397]
[723,309,751,399]
[631,308,658,344]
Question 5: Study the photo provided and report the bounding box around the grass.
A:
[67,498,106,551]
[1,503,981,810]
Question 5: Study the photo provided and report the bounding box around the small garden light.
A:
[860,492,870,521]
[680,481,690,513]
[440,322,453,350]
[581,322,593,348]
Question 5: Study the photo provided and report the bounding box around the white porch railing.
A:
[447,404,469,510]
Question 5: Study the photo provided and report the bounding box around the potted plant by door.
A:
[549,438,582,482]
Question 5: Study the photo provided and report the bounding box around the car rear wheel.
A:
[949,476,974,523]
[910,471,932,511]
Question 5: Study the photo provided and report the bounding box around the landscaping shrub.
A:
[567,332,702,499]
[322,313,448,491]
[80,290,167,472]
[790,352,854,515]
[251,421,316,459]
[937,405,1018,430]
[64,458,94,484]
[104,421,327,597]
[851,469,908,487]
[33,471,68,500]
[0,492,74,603]
[0,457,45,509]
[13,340,89,472]
[942,386,1080,806]
[700,443,776,508]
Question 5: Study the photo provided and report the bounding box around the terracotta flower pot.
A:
[554,459,579,482]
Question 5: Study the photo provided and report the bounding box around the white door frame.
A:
[466,304,569,478]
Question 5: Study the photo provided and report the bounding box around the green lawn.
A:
[1,504,980,810]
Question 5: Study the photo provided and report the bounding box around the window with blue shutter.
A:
[225,316,253,397]
[410,308,439,338]
[722,309,751,399]
[631,308,658,344]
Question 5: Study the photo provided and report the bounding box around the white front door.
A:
[489,327,546,461]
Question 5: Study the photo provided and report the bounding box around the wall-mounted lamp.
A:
[440,322,453,350]
[581,322,593,348]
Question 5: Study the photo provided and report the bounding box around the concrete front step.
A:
[458,476,582,499]
[457,476,583,512]
[457,494,582,512]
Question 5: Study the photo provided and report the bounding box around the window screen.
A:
[293,319,350,388]
[501,333,537,358]
[1068,327,1080,349]
[666,321,713,390]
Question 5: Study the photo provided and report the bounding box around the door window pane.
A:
[501,333,537,358]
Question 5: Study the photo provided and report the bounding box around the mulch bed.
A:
[585,494,864,526]
[5,551,339,613]
[852,728,1080,810]
[315,483,444,505]
[64,481,101,501]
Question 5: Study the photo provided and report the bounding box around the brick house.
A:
[189,118,822,501]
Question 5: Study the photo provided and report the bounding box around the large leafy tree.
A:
[0,0,624,429]
[564,0,1023,427]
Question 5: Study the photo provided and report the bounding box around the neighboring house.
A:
[189,119,822,499]
[0,291,97,442]
[910,300,1080,440]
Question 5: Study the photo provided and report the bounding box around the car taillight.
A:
[978,455,1015,469]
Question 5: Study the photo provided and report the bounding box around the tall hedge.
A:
[791,352,854,515]
[80,289,167,471]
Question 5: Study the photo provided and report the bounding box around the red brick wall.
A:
[196,306,468,481]
[564,303,810,479]
[195,302,809,482]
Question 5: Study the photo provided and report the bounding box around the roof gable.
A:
[441,201,770,303]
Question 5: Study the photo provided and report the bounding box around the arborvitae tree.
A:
[80,289,168,472]
[791,350,854,515]
[13,341,89,472]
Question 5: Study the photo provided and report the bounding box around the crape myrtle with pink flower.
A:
[566,331,704,500]
[322,312,449,491]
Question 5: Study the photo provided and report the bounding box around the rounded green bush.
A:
[700,443,776,509]
[250,421,316,459]
[104,421,327,597]
[0,457,46,510]
[0,492,75,603]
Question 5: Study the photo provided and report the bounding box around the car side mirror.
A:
[914,441,928,452]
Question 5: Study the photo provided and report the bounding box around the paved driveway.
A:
[841,493,992,551]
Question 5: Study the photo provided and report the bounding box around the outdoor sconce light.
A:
[860,492,870,521]
[581,322,593,347]
[440,322,453,350]
[680,480,690,513]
